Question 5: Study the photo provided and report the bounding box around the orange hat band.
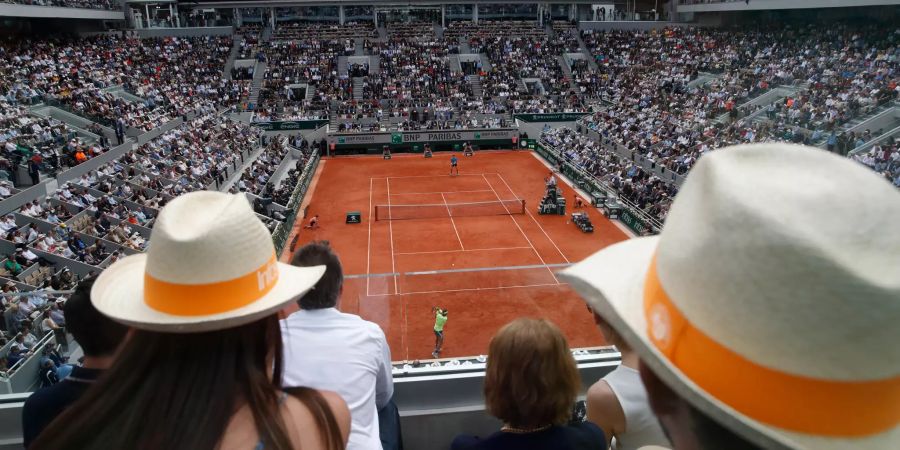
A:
[643,254,900,437]
[144,254,279,316]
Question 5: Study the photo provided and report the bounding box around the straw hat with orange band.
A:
[561,143,899,450]
[91,191,325,332]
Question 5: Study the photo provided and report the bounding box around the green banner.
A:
[330,129,517,147]
[620,209,652,236]
[514,113,589,122]
[253,120,328,131]
[535,144,557,164]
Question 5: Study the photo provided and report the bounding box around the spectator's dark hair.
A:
[32,315,343,450]
[64,278,128,357]
[291,241,342,310]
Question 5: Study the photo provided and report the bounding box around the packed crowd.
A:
[542,127,676,222]
[578,24,899,176]
[1,99,106,182]
[1,289,72,381]
[233,137,289,197]
[255,39,353,122]
[273,21,377,40]
[481,36,569,97]
[0,110,283,382]
[369,38,469,102]
[0,34,243,132]
[853,137,900,187]
[236,25,262,59]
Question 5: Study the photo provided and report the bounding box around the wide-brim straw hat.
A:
[560,144,899,449]
[92,191,324,333]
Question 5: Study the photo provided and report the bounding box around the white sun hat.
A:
[560,143,900,450]
[92,191,324,333]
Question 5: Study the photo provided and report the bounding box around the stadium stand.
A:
[0,2,898,448]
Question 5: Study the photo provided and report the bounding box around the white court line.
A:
[386,178,398,294]
[365,282,565,297]
[379,173,485,180]
[366,177,373,297]
[495,172,571,264]
[481,174,560,285]
[441,192,465,251]
[403,296,409,360]
[389,189,494,196]
[394,246,532,255]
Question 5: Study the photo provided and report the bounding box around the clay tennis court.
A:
[282,150,629,360]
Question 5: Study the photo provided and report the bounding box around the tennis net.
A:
[375,199,526,221]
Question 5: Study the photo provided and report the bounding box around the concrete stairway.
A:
[223,35,242,80]
[479,55,492,71]
[449,55,462,73]
[248,61,267,106]
[558,55,578,90]
[686,72,720,89]
[575,33,599,71]
[338,56,349,76]
[466,75,483,99]
[517,78,528,93]
[353,77,364,100]
[329,111,341,129]
[354,38,366,56]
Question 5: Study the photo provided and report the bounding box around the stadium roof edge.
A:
[169,0,605,8]
[678,0,900,13]
[0,4,125,20]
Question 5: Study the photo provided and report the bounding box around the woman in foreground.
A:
[452,318,606,450]
[31,191,350,450]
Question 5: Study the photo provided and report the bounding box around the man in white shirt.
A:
[281,241,395,450]
[0,214,17,233]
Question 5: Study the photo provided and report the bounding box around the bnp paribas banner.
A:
[513,113,589,122]
[252,120,328,131]
[329,128,518,146]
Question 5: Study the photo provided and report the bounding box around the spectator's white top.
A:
[281,308,394,450]
[603,365,671,450]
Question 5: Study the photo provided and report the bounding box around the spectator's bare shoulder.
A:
[281,389,350,448]
[586,378,624,440]
[586,378,616,405]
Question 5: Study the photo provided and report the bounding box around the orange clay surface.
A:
[280,150,628,361]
